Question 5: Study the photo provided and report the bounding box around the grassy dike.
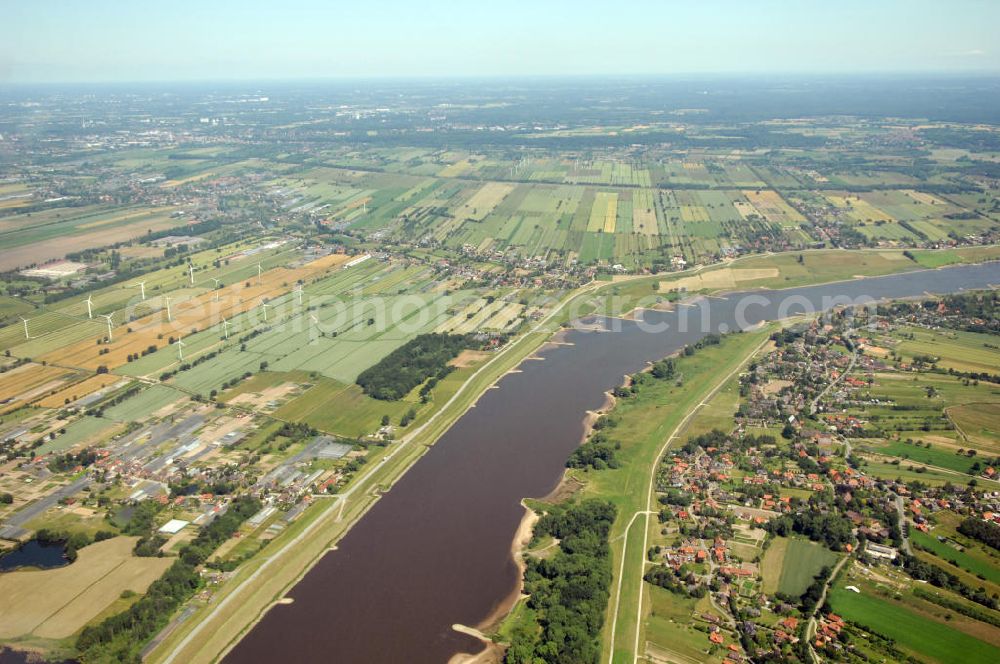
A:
[494,328,771,664]
[589,331,772,664]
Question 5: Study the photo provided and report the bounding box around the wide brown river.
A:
[226,263,999,663]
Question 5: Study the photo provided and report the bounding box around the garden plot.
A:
[743,190,806,228]
[587,192,619,233]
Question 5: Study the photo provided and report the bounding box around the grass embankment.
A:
[547,330,771,664]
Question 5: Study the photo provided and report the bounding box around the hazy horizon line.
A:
[3,70,1000,88]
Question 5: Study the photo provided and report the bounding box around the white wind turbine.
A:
[211,278,221,302]
[261,301,269,322]
[188,264,195,284]
[163,295,172,322]
[18,316,30,340]
[222,318,230,339]
[176,338,186,361]
[257,262,263,284]
[132,281,146,300]
[295,284,303,305]
[85,295,93,319]
[100,313,115,341]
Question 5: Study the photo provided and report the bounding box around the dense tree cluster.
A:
[120,500,163,536]
[764,511,854,551]
[566,431,620,470]
[644,565,707,598]
[506,500,616,664]
[77,496,261,662]
[47,447,99,472]
[798,566,832,613]
[957,517,1000,551]
[356,333,479,401]
[657,489,692,507]
[650,358,676,380]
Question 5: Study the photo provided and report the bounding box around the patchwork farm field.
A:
[0,205,186,271]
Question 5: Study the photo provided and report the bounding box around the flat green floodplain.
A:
[829,586,1000,664]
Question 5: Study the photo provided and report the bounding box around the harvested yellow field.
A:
[77,206,175,230]
[449,349,491,368]
[826,194,893,223]
[587,192,619,232]
[743,190,806,227]
[41,253,350,373]
[905,190,946,206]
[661,267,780,292]
[455,300,507,333]
[344,196,373,211]
[632,189,658,236]
[161,171,217,188]
[0,536,172,640]
[680,205,710,223]
[438,158,472,177]
[437,298,511,334]
[435,298,488,333]
[36,373,123,408]
[481,302,525,331]
[603,196,618,233]
[457,182,515,221]
[0,197,33,210]
[0,363,76,410]
[733,200,760,220]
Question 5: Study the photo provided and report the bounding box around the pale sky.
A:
[2,0,998,83]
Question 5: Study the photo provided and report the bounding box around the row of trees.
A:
[902,553,999,610]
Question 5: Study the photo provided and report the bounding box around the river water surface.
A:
[227,263,1000,663]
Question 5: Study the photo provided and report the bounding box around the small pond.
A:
[0,539,69,572]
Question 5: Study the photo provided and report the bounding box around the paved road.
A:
[810,336,858,416]
[0,475,92,540]
[894,493,912,555]
[805,554,851,663]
